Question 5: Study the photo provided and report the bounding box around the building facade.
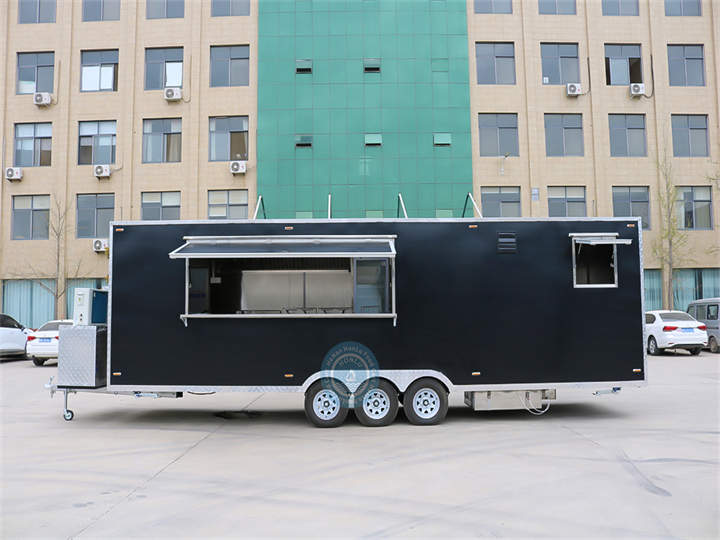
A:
[1,0,719,327]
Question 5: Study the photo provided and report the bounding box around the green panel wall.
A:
[257,0,473,218]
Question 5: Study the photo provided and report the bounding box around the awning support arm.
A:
[397,193,408,219]
[252,195,267,220]
[462,192,483,218]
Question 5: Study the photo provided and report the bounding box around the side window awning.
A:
[570,233,632,246]
[169,235,397,259]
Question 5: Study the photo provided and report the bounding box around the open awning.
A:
[569,233,632,246]
[169,235,397,259]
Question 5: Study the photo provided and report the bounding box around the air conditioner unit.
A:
[92,239,109,252]
[230,160,247,174]
[5,167,23,181]
[629,83,645,97]
[566,83,582,96]
[94,164,111,178]
[33,92,52,106]
[164,87,182,101]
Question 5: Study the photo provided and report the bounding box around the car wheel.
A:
[304,379,349,428]
[402,378,449,426]
[689,347,702,356]
[353,379,399,427]
[647,337,662,356]
[32,357,45,367]
[709,337,719,354]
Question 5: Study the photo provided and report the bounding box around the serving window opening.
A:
[170,236,397,325]
[570,233,632,288]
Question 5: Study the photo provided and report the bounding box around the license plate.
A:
[681,328,693,333]
[39,338,52,343]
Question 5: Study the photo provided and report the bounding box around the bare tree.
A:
[8,195,88,319]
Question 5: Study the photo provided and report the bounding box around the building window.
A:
[82,0,120,21]
[81,50,119,92]
[604,44,642,85]
[147,0,184,18]
[672,115,708,157]
[475,43,515,85]
[644,269,662,311]
[12,195,49,240]
[674,269,720,312]
[602,0,638,15]
[296,59,313,74]
[17,52,54,94]
[609,114,646,157]
[548,186,586,217]
[612,186,650,229]
[544,114,583,156]
[14,123,52,167]
[1,280,56,329]
[77,194,114,238]
[433,133,452,145]
[208,190,248,219]
[677,186,712,229]
[478,114,519,157]
[19,0,55,23]
[668,45,705,87]
[143,119,182,163]
[211,0,250,16]
[78,121,116,165]
[474,0,512,12]
[665,0,701,16]
[540,43,579,85]
[141,192,181,220]
[210,46,249,87]
[295,135,313,148]
[364,134,383,146]
[481,187,521,217]
[363,58,381,73]
[209,116,248,161]
[539,0,576,15]
[145,48,183,90]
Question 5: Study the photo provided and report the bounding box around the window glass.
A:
[16,52,54,94]
[605,44,642,85]
[544,114,583,156]
[210,46,250,87]
[355,260,388,313]
[548,186,586,217]
[145,48,183,89]
[211,0,250,16]
[478,114,519,157]
[476,43,515,85]
[609,114,646,157]
[12,194,50,240]
[19,0,56,23]
[481,187,521,217]
[665,0,701,16]
[539,0,575,14]
[142,118,182,163]
[672,115,709,157]
[602,0,638,15]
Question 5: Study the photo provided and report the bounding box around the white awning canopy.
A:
[569,233,632,246]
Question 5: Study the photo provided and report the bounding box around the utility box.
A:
[464,390,555,411]
[72,288,108,325]
[58,325,107,388]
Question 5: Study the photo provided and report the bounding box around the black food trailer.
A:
[49,217,646,427]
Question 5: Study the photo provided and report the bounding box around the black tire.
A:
[647,337,662,356]
[304,379,349,428]
[354,379,399,427]
[402,378,449,426]
[689,347,702,356]
[32,357,45,367]
[709,337,719,354]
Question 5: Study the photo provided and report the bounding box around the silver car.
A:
[688,298,719,353]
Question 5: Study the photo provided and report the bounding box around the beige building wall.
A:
[0,0,259,316]
[467,0,720,273]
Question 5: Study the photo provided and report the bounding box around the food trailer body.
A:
[50,218,646,426]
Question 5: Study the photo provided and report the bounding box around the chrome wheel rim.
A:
[362,388,391,419]
[413,388,440,419]
[313,389,341,421]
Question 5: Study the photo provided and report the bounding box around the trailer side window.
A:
[570,234,632,288]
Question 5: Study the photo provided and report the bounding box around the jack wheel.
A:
[63,410,74,421]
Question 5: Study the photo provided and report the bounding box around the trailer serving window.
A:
[569,233,632,288]
[169,235,397,325]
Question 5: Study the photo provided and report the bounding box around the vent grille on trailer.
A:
[497,232,517,254]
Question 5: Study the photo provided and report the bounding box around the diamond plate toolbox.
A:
[58,325,107,387]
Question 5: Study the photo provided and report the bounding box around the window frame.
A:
[604,44,642,85]
[672,114,709,157]
[475,42,516,85]
[146,0,184,19]
[207,189,249,219]
[16,51,54,94]
[539,0,576,15]
[19,0,56,23]
[668,45,705,87]
[209,116,249,161]
[210,45,250,87]
[82,0,120,21]
[14,122,52,167]
[478,113,519,157]
[677,186,713,230]
[144,47,184,90]
[548,186,587,217]
[480,187,521,217]
[544,113,583,157]
[141,191,181,221]
[569,233,631,289]
[11,194,50,241]
[609,114,647,157]
[474,0,512,13]
[665,0,701,16]
[76,193,115,239]
[601,0,639,16]
[142,118,182,164]
[540,43,580,85]
[211,0,250,16]
[78,120,117,165]
[80,49,119,92]
[612,186,651,229]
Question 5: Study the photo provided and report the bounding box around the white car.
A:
[645,310,708,356]
[0,314,30,359]
[27,320,73,366]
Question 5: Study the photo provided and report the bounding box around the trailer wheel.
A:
[403,378,448,426]
[63,410,74,421]
[304,380,348,428]
[32,357,45,367]
[647,337,662,356]
[354,379,399,427]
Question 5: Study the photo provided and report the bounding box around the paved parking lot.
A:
[1,352,718,538]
